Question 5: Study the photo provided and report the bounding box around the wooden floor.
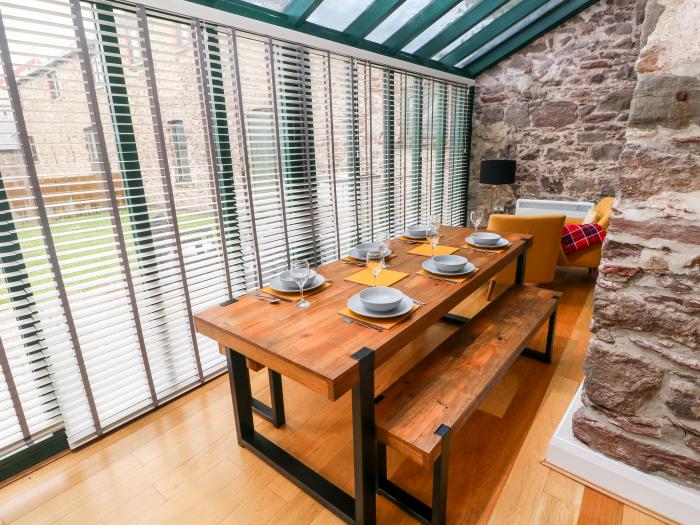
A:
[0,269,669,525]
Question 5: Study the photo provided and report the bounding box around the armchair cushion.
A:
[561,223,606,255]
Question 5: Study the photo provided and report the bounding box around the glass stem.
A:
[299,286,304,303]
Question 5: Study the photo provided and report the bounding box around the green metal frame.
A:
[463,0,599,76]
[183,0,601,81]
[203,25,244,271]
[440,0,550,67]
[183,0,469,77]
[432,82,447,214]
[284,0,323,26]
[383,0,462,53]
[0,431,68,483]
[413,0,510,60]
[410,77,423,222]
[95,4,156,261]
[344,0,406,44]
[383,69,395,232]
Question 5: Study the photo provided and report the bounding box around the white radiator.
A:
[515,198,594,218]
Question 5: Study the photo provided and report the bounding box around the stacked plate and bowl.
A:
[421,254,475,277]
[269,269,326,294]
[346,286,413,319]
[464,231,510,248]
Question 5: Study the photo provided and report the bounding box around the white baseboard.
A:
[545,386,700,525]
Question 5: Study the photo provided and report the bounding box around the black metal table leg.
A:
[251,369,286,428]
[515,250,527,284]
[351,347,377,525]
[224,346,376,524]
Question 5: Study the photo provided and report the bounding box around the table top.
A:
[194,227,532,400]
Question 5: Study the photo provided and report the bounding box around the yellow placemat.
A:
[417,267,479,284]
[339,305,418,330]
[261,281,332,300]
[408,244,459,257]
[462,240,512,251]
[344,268,408,287]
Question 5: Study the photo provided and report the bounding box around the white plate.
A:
[464,236,511,248]
[270,273,326,293]
[347,294,413,319]
[401,230,430,240]
[422,259,475,276]
[347,246,391,260]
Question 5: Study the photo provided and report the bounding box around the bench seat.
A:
[376,284,561,468]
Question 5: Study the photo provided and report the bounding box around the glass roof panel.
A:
[402,0,480,54]
[365,0,432,44]
[307,0,375,32]
[433,0,523,61]
[242,0,292,11]
[456,0,564,67]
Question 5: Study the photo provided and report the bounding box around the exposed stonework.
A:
[470,0,700,488]
[469,0,646,209]
[574,0,700,488]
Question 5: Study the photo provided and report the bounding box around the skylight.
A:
[365,0,432,44]
[401,0,480,54]
[306,0,374,32]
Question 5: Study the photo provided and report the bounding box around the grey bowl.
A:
[359,287,404,312]
[432,255,468,273]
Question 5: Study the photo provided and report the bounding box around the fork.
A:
[253,294,279,304]
[342,316,384,332]
[466,247,501,255]
[420,273,459,284]
[408,297,426,305]
[257,291,293,302]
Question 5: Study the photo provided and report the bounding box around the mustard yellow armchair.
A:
[486,214,566,298]
[557,197,614,270]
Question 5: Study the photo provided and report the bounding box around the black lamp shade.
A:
[479,160,516,185]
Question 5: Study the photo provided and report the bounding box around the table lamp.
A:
[479,160,516,212]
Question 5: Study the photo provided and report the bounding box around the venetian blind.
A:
[0,0,473,455]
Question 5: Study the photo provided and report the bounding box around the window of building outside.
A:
[84,126,100,173]
[167,119,191,183]
[47,70,60,99]
[28,136,39,162]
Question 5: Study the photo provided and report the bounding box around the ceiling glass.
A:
[401,0,481,54]
[456,0,564,67]
[243,0,292,11]
[365,0,432,44]
[307,0,375,32]
[433,0,523,61]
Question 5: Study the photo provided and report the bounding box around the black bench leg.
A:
[431,425,451,525]
[522,309,557,364]
[375,425,452,525]
[250,369,286,428]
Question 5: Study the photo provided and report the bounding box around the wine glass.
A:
[377,230,391,267]
[366,250,384,287]
[290,259,311,308]
[469,209,485,232]
[427,228,440,257]
[428,213,441,235]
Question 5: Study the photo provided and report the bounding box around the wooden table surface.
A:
[194,227,532,401]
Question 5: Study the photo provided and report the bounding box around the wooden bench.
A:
[374,284,561,524]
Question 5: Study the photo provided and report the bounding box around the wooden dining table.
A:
[194,226,532,525]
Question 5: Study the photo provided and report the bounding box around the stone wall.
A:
[469,0,646,210]
[572,0,700,488]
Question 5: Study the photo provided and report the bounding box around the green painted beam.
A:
[383,0,462,53]
[344,0,406,43]
[413,0,510,60]
[440,0,550,66]
[463,0,598,76]
[183,0,471,78]
[284,0,323,27]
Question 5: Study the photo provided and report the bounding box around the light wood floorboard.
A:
[0,269,669,524]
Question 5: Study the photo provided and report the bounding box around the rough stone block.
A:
[628,74,700,129]
[583,341,663,415]
[531,101,578,127]
[663,374,700,420]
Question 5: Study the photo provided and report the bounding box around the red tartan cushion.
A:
[561,223,606,255]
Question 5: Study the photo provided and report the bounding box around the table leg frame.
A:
[251,369,286,428]
[225,346,377,524]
